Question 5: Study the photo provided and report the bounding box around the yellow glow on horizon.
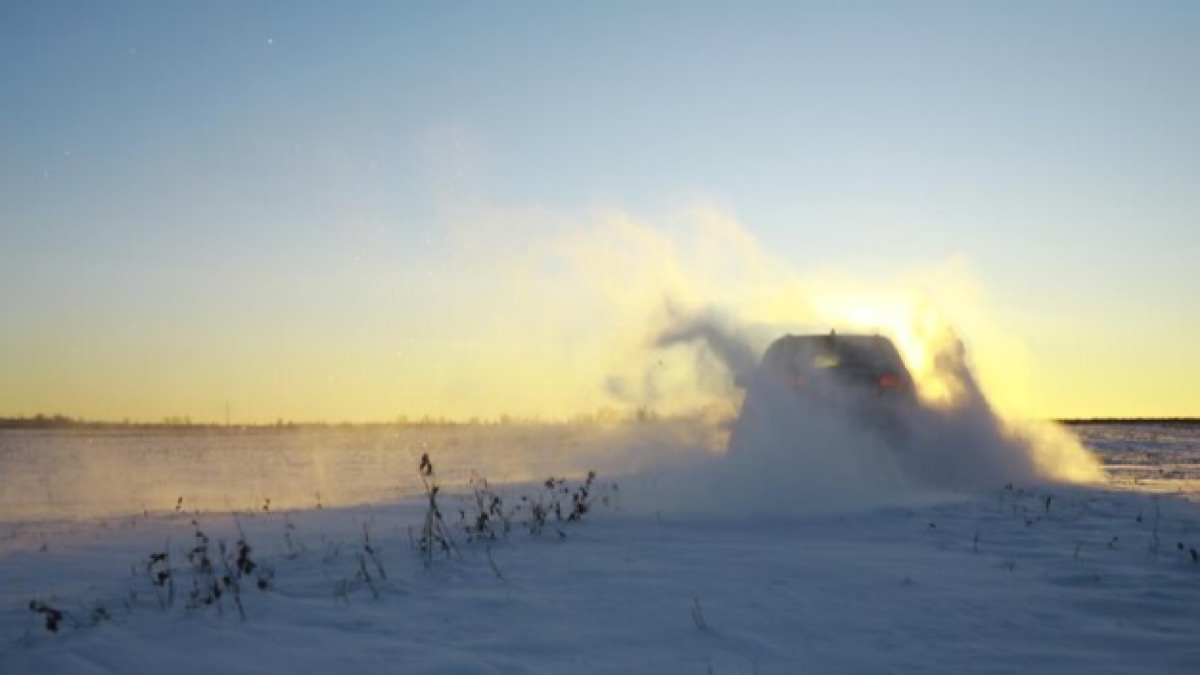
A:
[3,203,1196,423]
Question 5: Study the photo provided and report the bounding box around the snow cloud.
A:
[416,195,1105,510]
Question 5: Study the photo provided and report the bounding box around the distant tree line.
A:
[13,409,1187,430]
[0,407,674,430]
[0,414,206,430]
[1056,417,1200,427]
[0,414,85,429]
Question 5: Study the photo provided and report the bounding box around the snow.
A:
[3,423,1200,674]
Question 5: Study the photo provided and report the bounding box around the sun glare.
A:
[811,295,966,409]
[806,289,1105,484]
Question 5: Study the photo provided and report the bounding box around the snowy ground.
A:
[3,423,1200,674]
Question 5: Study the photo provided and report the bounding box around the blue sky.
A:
[2,2,1198,420]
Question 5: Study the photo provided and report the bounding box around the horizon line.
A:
[2,412,1198,430]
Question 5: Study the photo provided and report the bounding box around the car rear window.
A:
[765,336,905,375]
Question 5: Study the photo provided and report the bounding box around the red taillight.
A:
[878,374,902,390]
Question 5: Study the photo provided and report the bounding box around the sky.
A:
[2,1,1198,422]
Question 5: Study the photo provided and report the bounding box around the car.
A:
[728,331,917,452]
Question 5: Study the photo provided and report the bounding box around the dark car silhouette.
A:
[728,332,917,452]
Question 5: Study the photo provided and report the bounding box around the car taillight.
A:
[878,374,903,390]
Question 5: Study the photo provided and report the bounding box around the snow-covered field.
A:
[3,421,1200,674]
